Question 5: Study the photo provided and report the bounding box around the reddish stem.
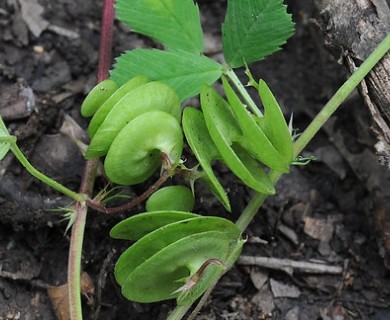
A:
[86,170,171,214]
[68,1,115,319]
[97,0,115,82]
[86,153,174,214]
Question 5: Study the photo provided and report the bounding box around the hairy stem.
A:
[86,168,171,214]
[86,153,174,214]
[224,68,262,117]
[97,0,115,82]
[293,33,390,155]
[68,1,116,319]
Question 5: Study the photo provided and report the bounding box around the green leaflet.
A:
[222,76,292,172]
[110,49,223,101]
[200,85,275,194]
[182,108,231,211]
[115,0,203,54]
[0,117,13,161]
[222,0,295,67]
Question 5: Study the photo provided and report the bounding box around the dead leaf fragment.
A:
[251,284,275,315]
[81,271,95,306]
[250,267,269,290]
[18,0,49,37]
[47,284,70,320]
[270,278,301,298]
[47,272,95,320]
[303,216,334,242]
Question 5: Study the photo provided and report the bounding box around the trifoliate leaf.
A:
[110,49,223,101]
[115,0,203,54]
[222,0,295,67]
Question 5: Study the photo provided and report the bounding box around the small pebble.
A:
[33,45,44,53]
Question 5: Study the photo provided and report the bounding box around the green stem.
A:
[10,143,85,202]
[167,305,192,320]
[168,33,390,320]
[235,170,281,232]
[0,135,17,144]
[294,33,390,156]
[236,32,390,233]
[224,68,262,117]
[68,201,87,320]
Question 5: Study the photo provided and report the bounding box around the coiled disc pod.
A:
[110,211,243,305]
[88,75,149,137]
[104,110,183,185]
[86,81,181,159]
[80,79,183,186]
[146,185,195,212]
[80,79,119,117]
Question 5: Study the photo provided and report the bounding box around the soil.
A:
[1,1,390,320]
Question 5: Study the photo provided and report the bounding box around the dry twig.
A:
[238,256,343,275]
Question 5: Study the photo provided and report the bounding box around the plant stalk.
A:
[67,0,116,319]
[10,143,85,202]
[86,167,171,214]
[294,33,390,155]
[236,32,390,233]
[224,68,262,117]
[167,305,192,320]
[168,32,390,320]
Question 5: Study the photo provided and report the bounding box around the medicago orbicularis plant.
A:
[78,0,294,307]
[1,0,389,316]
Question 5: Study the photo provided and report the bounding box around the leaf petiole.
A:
[236,33,390,233]
[293,33,390,156]
[0,135,17,144]
[224,68,262,117]
[9,142,86,202]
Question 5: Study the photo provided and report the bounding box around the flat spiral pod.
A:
[110,211,243,305]
[104,110,183,185]
[80,79,119,117]
[86,81,181,159]
[80,79,183,186]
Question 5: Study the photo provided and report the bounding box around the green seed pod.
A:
[121,230,229,303]
[145,186,195,212]
[110,211,199,240]
[80,79,119,117]
[88,75,149,138]
[111,213,242,304]
[199,85,275,194]
[85,81,181,159]
[104,110,183,185]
